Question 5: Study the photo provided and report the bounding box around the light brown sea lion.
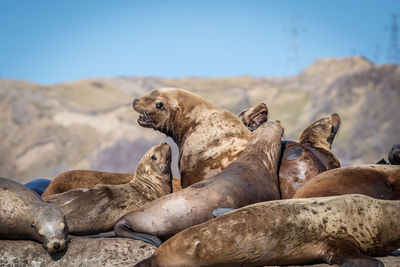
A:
[389,144,400,165]
[0,177,68,254]
[43,143,172,236]
[132,87,251,188]
[279,113,341,198]
[42,170,135,197]
[237,103,269,132]
[294,164,400,199]
[114,121,283,246]
[0,238,155,266]
[136,194,398,267]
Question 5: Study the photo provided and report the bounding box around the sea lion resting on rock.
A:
[294,164,400,199]
[132,88,251,188]
[0,177,68,254]
[239,105,341,199]
[114,121,283,246]
[42,170,136,197]
[136,194,397,267]
[43,143,172,236]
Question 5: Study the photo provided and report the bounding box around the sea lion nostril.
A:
[53,242,60,249]
[133,98,140,106]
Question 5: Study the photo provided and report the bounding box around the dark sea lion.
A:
[132,87,251,188]
[43,143,172,236]
[389,144,400,165]
[114,121,283,246]
[136,194,397,267]
[24,178,51,196]
[0,238,155,266]
[0,177,68,254]
[237,103,269,131]
[294,164,400,199]
[279,113,341,198]
[42,169,136,197]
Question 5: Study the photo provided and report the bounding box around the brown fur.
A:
[237,103,268,131]
[294,164,400,200]
[114,121,283,241]
[43,143,172,235]
[389,144,400,165]
[136,195,397,267]
[0,177,68,254]
[172,177,182,192]
[132,88,251,188]
[42,170,134,197]
[279,113,341,198]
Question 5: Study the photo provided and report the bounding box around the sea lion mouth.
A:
[138,112,156,128]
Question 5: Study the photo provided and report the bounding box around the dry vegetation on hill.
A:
[0,56,399,183]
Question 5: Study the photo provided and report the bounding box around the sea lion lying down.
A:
[114,121,283,246]
[44,143,173,236]
[136,194,396,267]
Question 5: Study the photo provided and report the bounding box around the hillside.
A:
[0,56,399,183]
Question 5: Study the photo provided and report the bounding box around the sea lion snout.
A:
[46,238,67,253]
[133,98,140,107]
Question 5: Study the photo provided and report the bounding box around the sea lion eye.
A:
[31,223,35,228]
[156,102,164,109]
[151,154,157,161]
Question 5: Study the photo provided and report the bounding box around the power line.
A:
[386,13,400,64]
[284,15,306,74]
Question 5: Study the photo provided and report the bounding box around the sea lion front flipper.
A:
[114,218,162,247]
[376,158,388,165]
[212,208,235,218]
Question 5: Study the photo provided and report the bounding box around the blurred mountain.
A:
[1,56,399,183]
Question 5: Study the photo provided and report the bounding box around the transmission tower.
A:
[386,13,400,64]
[284,16,306,74]
[373,44,381,64]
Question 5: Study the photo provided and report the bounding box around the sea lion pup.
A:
[237,103,269,131]
[279,113,341,198]
[0,177,68,254]
[132,88,251,188]
[42,169,136,197]
[43,143,172,236]
[114,121,283,246]
[389,144,400,165]
[136,194,398,267]
[293,164,400,199]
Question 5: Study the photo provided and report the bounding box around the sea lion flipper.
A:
[376,158,388,165]
[114,219,162,247]
[212,208,235,218]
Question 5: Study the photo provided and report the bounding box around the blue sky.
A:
[0,0,399,84]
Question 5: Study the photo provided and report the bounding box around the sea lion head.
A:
[389,144,400,165]
[32,204,69,254]
[238,103,269,132]
[135,142,173,199]
[298,113,341,151]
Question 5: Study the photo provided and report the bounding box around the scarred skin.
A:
[294,164,400,199]
[132,88,251,188]
[136,195,395,267]
[0,177,68,254]
[43,143,173,236]
[239,105,341,199]
[114,121,283,244]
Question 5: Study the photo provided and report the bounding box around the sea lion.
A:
[0,238,155,266]
[172,177,182,192]
[278,113,341,198]
[293,164,400,199]
[136,194,398,267]
[237,103,269,131]
[43,143,172,236]
[132,87,251,188]
[0,177,68,254]
[114,121,283,246]
[389,144,400,165]
[24,178,51,196]
[42,169,136,197]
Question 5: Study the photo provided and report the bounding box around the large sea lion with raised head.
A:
[0,177,68,254]
[136,194,397,267]
[114,121,283,246]
[132,88,251,188]
[294,164,400,199]
[43,143,172,236]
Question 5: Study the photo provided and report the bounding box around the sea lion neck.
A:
[133,166,171,200]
